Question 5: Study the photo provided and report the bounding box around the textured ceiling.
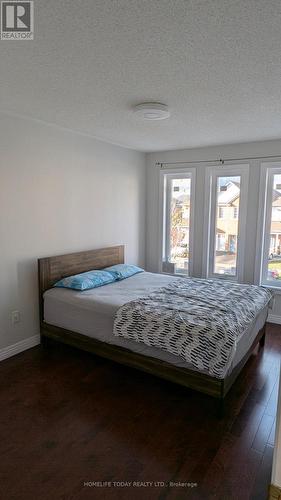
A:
[1,0,281,152]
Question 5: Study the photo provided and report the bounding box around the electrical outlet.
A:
[11,310,20,325]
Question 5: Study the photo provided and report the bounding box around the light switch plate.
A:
[11,310,20,324]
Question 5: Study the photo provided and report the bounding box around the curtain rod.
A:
[155,154,281,167]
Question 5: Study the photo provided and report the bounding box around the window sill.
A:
[208,274,238,282]
[261,284,281,294]
[160,271,188,278]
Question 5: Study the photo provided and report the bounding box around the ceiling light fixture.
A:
[133,102,170,120]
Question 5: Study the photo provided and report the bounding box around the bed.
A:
[38,245,269,410]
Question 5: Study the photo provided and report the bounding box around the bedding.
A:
[43,272,269,377]
[114,277,271,378]
[104,264,144,280]
[53,269,116,291]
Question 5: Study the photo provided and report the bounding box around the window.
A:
[218,207,225,219]
[160,170,195,275]
[258,164,281,287]
[203,165,249,281]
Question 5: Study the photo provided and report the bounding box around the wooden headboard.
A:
[38,245,124,323]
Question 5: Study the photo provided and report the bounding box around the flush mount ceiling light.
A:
[133,102,170,120]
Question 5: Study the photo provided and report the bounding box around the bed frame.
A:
[38,245,266,411]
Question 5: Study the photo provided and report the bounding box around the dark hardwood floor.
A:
[0,324,280,500]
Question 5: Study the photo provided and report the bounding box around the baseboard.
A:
[268,483,281,499]
[267,314,281,325]
[0,335,40,362]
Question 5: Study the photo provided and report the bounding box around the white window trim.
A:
[202,163,249,282]
[158,167,196,276]
[255,161,281,289]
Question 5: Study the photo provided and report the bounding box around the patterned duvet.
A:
[113,278,271,378]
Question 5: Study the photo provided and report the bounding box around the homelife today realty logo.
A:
[1,1,33,39]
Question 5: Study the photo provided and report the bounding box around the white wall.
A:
[0,114,146,350]
[146,139,281,320]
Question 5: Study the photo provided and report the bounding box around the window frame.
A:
[202,163,249,282]
[159,167,196,276]
[255,162,281,289]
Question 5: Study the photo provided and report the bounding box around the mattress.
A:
[43,272,268,377]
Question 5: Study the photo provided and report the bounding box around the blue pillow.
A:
[104,264,144,281]
[53,270,116,291]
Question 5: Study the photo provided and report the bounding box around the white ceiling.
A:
[2,0,281,152]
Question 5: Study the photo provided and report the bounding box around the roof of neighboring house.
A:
[272,189,281,206]
[218,181,240,206]
[174,194,190,205]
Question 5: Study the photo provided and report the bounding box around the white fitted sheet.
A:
[43,272,268,376]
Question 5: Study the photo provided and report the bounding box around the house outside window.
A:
[257,163,281,286]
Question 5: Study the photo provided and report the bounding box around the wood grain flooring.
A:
[0,323,280,500]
